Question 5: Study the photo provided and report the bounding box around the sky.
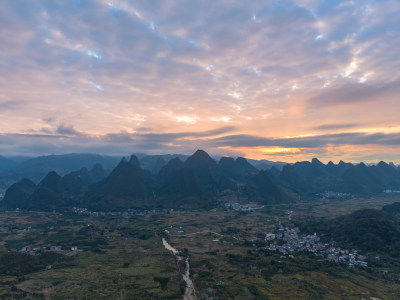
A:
[1,0,400,163]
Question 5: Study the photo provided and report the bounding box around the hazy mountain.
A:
[278,159,400,196]
[245,170,295,204]
[282,159,339,192]
[0,156,18,173]
[340,163,385,195]
[185,150,236,192]
[371,161,400,188]
[88,163,108,183]
[151,157,167,175]
[156,157,184,181]
[62,168,93,190]
[2,150,400,212]
[3,171,73,211]
[84,155,151,210]
[0,164,108,211]
[139,154,189,174]
[184,150,221,188]
[326,160,353,176]
[28,171,65,211]
[155,150,236,208]
[156,157,206,208]
[0,154,121,189]
[246,159,288,171]
[268,166,281,177]
[0,178,36,210]
[279,164,317,195]
[219,157,258,181]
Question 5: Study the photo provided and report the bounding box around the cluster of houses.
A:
[23,226,32,231]
[71,207,173,216]
[383,189,400,193]
[224,202,264,211]
[19,245,78,255]
[265,225,367,267]
[164,225,185,234]
[319,191,351,199]
[19,246,42,255]
[72,207,124,216]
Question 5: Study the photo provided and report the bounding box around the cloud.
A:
[205,131,400,150]
[56,124,83,136]
[308,81,400,108]
[0,125,237,155]
[312,123,359,130]
[0,124,399,166]
[102,126,236,144]
[0,100,28,111]
[0,0,400,162]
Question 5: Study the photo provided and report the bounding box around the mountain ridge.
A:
[1,150,399,211]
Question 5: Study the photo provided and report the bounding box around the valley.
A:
[1,196,400,299]
[2,151,400,299]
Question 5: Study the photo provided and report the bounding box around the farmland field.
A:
[1,195,400,299]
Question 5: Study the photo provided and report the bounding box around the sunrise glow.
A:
[1,0,399,163]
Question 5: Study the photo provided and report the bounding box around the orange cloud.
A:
[218,146,303,161]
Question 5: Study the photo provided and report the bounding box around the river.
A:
[162,238,196,300]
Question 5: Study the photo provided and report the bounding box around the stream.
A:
[162,238,196,300]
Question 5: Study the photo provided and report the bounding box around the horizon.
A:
[1,150,399,167]
[1,1,400,163]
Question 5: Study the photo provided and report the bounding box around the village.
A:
[2,202,399,299]
[223,202,265,211]
[19,245,75,255]
[71,206,173,216]
[72,204,266,216]
[71,206,369,268]
[264,222,368,267]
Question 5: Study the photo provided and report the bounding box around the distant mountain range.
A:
[0,154,122,189]
[279,159,400,196]
[0,153,192,189]
[0,153,287,189]
[1,150,400,211]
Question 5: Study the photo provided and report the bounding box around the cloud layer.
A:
[1,0,400,162]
